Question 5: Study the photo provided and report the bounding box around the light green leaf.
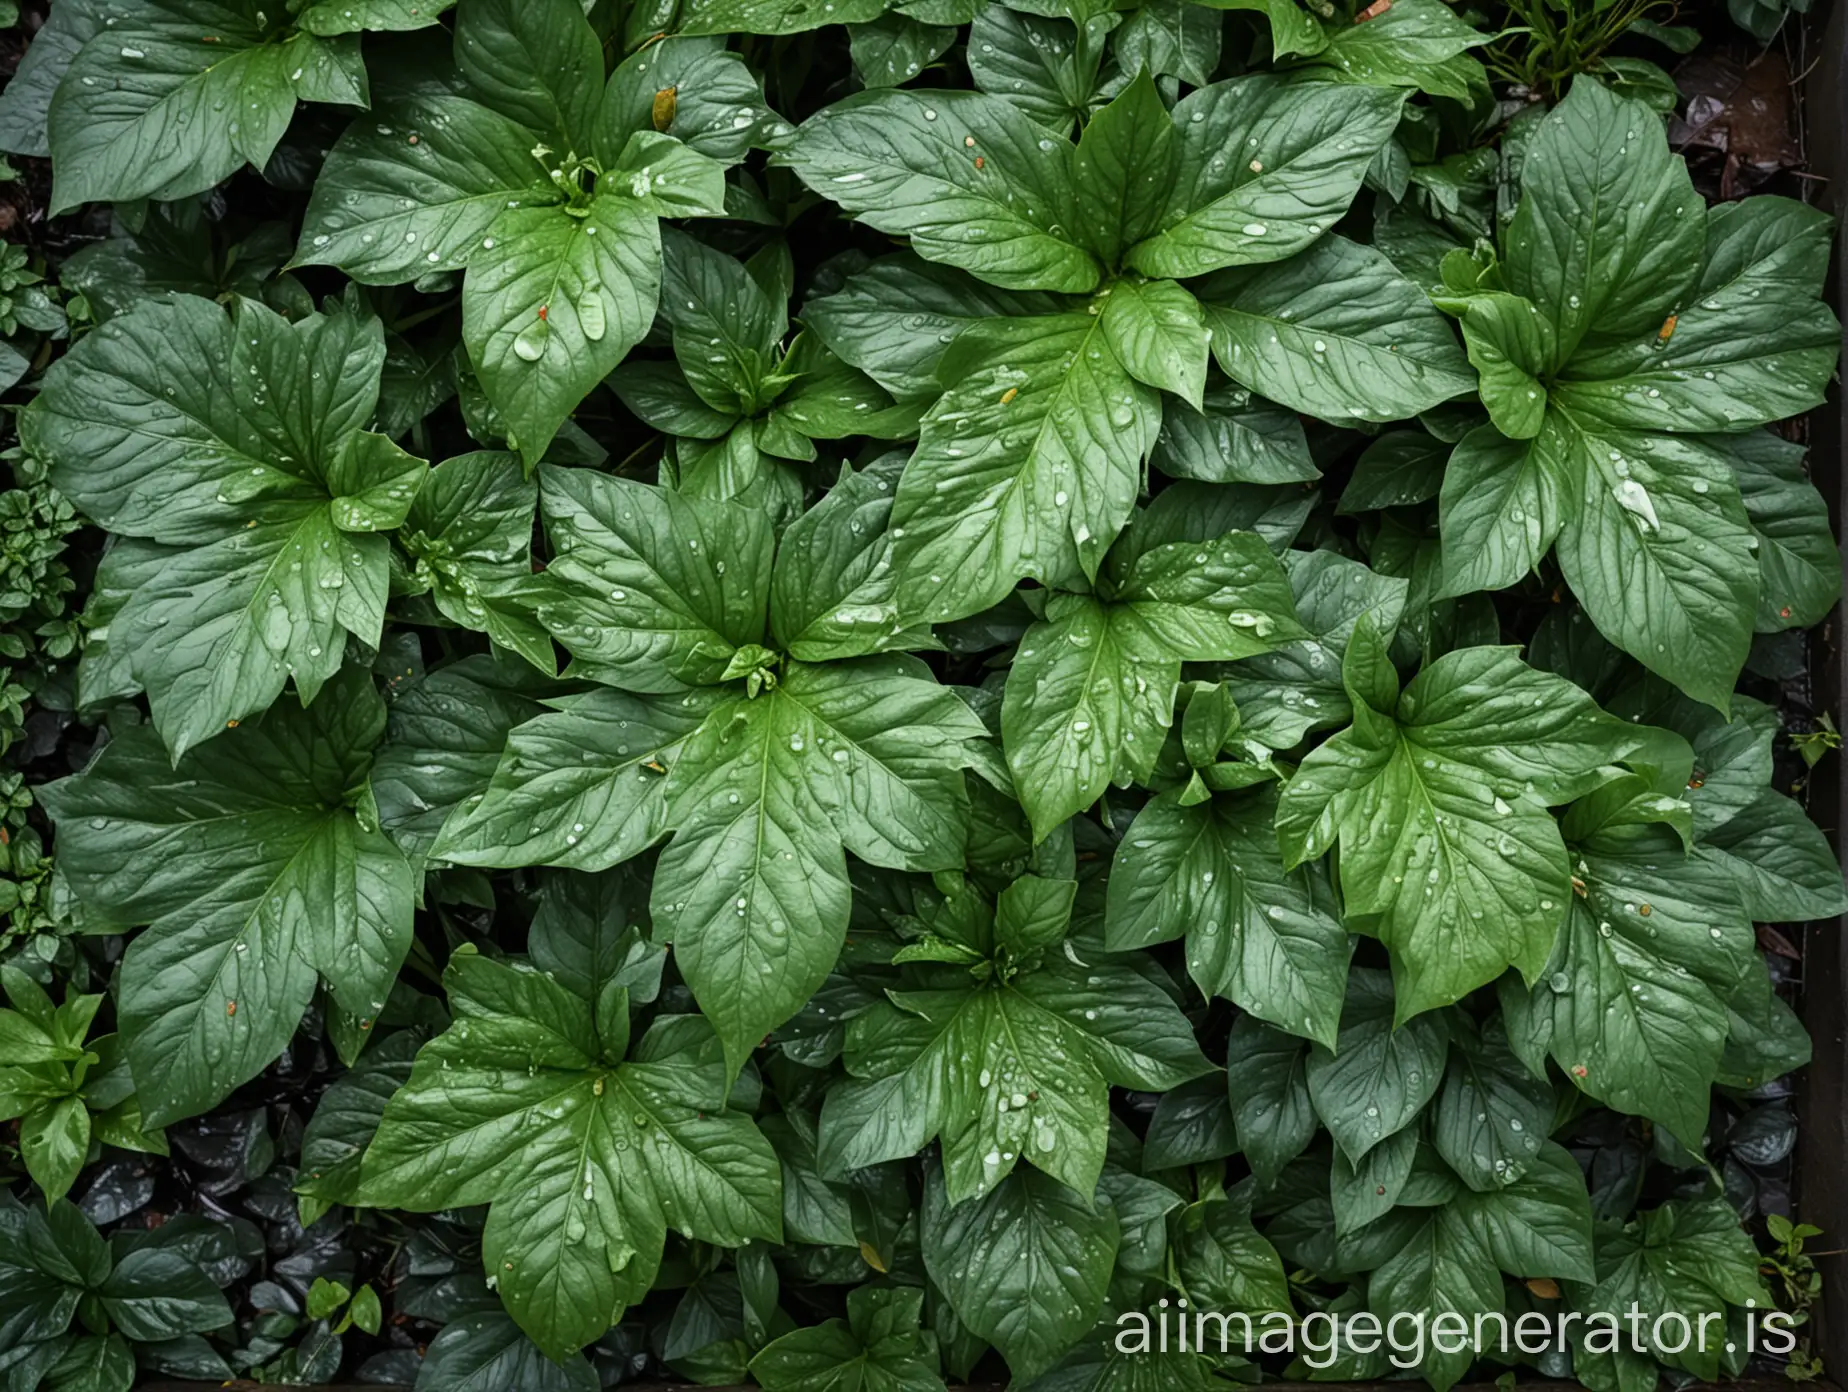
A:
[1098,279,1207,409]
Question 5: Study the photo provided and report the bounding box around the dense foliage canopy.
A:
[0,0,1841,1388]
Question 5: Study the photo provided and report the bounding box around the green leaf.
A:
[850,13,958,89]
[368,654,553,869]
[432,687,718,870]
[1222,548,1408,750]
[39,669,415,1124]
[453,0,603,152]
[536,467,772,690]
[461,194,663,463]
[1141,1074,1238,1171]
[358,958,780,1359]
[1549,423,1759,713]
[1502,77,1703,369]
[1115,0,1223,87]
[1366,1204,1501,1390]
[298,1029,422,1204]
[967,4,1110,134]
[1197,235,1474,424]
[24,297,422,758]
[47,4,353,214]
[20,1097,89,1204]
[1722,429,1841,631]
[98,1249,233,1340]
[414,1311,597,1392]
[1070,71,1175,268]
[802,254,1061,401]
[297,86,555,282]
[1152,384,1316,486]
[889,313,1161,622]
[1278,646,1635,1017]
[750,1286,946,1392]
[1429,1018,1551,1191]
[1304,968,1445,1163]
[1224,1014,1316,1186]
[1447,293,1552,439]
[679,0,886,35]
[1130,77,1403,280]
[1550,197,1837,434]
[1303,0,1489,100]
[1174,1188,1293,1314]
[821,925,1207,1202]
[1699,785,1848,922]
[1577,1196,1767,1382]
[770,456,933,663]
[1098,279,1208,409]
[1452,1141,1593,1281]
[295,0,456,34]
[778,90,1099,293]
[1106,786,1347,1046]
[402,451,554,671]
[922,1164,1117,1383]
[599,38,784,164]
[656,660,986,1073]
[1510,784,1757,1147]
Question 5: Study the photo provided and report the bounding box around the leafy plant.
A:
[0,1194,234,1392]
[0,0,1841,1388]
[0,966,164,1202]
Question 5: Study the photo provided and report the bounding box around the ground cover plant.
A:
[0,0,1841,1388]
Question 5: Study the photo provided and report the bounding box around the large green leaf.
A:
[1130,76,1402,279]
[1001,531,1299,837]
[47,2,364,214]
[460,192,666,462]
[655,661,988,1073]
[1197,235,1475,423]
[38,670,415,1125]
[1504,778,1757,1147]
[1279,644,1637,1017]
[1501,77,1703,369]
[356,955,780,1360]
[24,296,423,759]
[779,90,1098,292]
[1106,785,1347,1046]
[921,1164,1118,1383]
[889,313,1161,622]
